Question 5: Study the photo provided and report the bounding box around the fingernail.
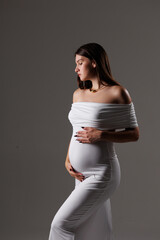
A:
[74,135,77,137]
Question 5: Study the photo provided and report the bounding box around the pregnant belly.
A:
[68,136,111,173]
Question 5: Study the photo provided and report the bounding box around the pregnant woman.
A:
[48,42,139,240]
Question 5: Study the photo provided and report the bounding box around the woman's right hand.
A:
[65,159,85,182]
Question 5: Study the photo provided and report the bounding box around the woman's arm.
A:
[99,126,139,143]
[65,138,85,182]
[75,126,139,144]
[98,86,139,142]
[65,89,79,165]
[65,139,71,165]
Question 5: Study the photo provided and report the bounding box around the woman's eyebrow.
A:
[75,59,83,63]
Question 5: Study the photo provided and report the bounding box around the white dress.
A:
[48,101,138,240]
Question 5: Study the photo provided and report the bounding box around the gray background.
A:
[1,0,159,239]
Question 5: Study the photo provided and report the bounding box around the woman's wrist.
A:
[99,130,108,141]
[65,157,70,163]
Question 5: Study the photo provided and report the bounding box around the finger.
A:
[77,129,86,133]
[76,137,88,142]
[76,131,86,136]
[69,170,85,181]
[73,172,84,178]
[70,170,78,175]
[75,174,83,178]
[76,171,84,176]
[75,175,84,181]
[76,173,85,181]
[77,139,90,144]
[70,173,83,181]
[77,176,85,182]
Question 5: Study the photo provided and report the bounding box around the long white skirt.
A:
[48,133,121,240]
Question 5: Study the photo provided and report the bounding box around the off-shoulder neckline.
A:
[72,101,133,105]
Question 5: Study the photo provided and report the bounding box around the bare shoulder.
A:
[72,88,82,103]
[110,85,132,104]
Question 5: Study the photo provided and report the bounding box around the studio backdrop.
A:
[1,1,160,240]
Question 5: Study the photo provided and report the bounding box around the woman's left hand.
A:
[74,127,102,143]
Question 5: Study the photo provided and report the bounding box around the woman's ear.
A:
[92,61,96,68]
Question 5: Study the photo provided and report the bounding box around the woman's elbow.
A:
[133,126,140,141]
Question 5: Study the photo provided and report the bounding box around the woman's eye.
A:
[75,62,82,67]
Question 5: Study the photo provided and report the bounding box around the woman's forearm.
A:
[65,139,71,164]
[100,128,139,143]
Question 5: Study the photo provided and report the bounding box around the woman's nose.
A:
[75,67,79,73]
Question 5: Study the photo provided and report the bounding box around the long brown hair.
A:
[74,42,121,89]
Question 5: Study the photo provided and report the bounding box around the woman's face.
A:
[75,54,96,81]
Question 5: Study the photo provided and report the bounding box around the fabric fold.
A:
[68,101,138,131]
